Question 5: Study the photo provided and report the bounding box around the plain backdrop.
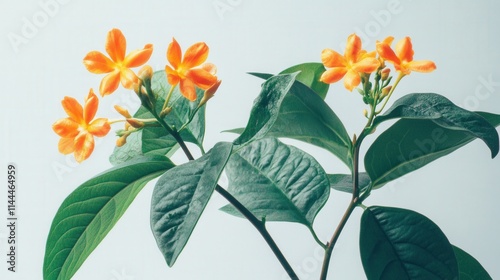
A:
[1,0,500,279]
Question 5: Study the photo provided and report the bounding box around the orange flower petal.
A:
[61,96,84,123]
[407,60,436,73]
[83,89,98,124]
[187,69,218,89]
[382,36,394,46]
[123,44,153,68]
[88,118,111,137]
[352,57,380,73]
[73,132,94,163]
[58,137,75,154]
[52,118,80,138]
[99,70,121,96]
[202,63,217,75]
[320,68,347,84]
[321,49,345,68]
[105,28,126,63]
[376,42,400,65]
[167,38,182,69]
[165,65,180,86]
[344,34,362,63]
[395,37,414,63]
[179,78,197,101]
[83,51,116,73]
[183,42,209,68]
[120,68,139,89]
[343,69,361,91]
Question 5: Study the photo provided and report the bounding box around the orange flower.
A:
[83,28,153,96]
[52,89,111,162]
[165,38,218,101]
[376,36,436,75]
[320,34,380,91]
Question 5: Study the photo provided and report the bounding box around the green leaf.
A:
[365,112,500,188]
[279,62,329,99]
[109,130,144,165]
[328,173,370,194]
[453,245,492,280]
[374,93,499,157]
[141,126,179,157]
[43,156,174,280]
[360,206,458,280]
[222,138,330,227]
[151,142,233,266]
[234,73,298,145]
[234,73,352,168]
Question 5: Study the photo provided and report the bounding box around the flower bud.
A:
[199,80,221,107]
[363,109,369,118]
[160,107,172,118]
[127,118,145,128]
[138,65,153,81]
[114,105,132,118]
[381,86,392,97]
[116,135,128,147]
[380,68,390,81]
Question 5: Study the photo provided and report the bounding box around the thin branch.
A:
[152,109,299,279]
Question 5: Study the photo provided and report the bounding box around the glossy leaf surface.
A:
[222,138,330,227]
[44,156,174,280]
[360,206,458,280]
[373,93,499,157]
[365,112,500,188]
[151,142,232,266]
[234,73,352,167]
[453,245,492,280]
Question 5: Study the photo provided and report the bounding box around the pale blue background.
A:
[1,0,499,279]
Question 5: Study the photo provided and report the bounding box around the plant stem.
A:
[215,185,299,279]
[152,110,299,279]
[319,141,361,280]
[162,85,176,111]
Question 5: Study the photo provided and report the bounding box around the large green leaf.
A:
[234,73,298,145]
[43,156,174,280]
[222,137,330,227]
[365,112,500,188]
[328,173,370,194]
[453,245,492,280]
[233,73,352,168]
[151,142,233,266]
[374,93,499,157]
[360,206,458,280]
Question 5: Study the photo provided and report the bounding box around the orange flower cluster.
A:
[320,34,436,91]
[54,28,220,162]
